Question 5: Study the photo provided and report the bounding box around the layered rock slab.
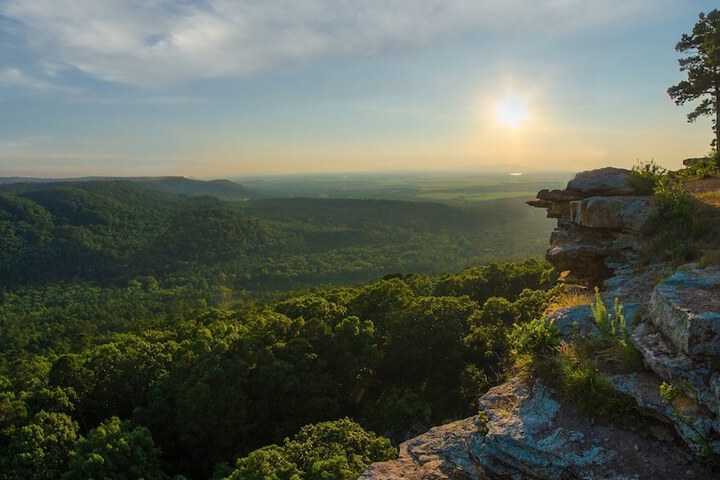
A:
[570,196,655,234]
[649,265,720,358]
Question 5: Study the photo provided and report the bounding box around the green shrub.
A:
[629,160,667,194]
[508,317,559,360]
[653,176,698,229]
[541,342,635,418]
[680,156,718,181]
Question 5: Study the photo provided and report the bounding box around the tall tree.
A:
[668,10,720,151]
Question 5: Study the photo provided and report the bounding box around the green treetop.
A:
[668,9,720,152]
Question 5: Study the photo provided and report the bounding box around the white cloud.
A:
[1,0,675,88]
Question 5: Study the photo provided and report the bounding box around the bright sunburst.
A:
[495,95,528,129]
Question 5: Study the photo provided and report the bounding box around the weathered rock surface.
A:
[475,377,611,479]
[546,305,596,338]
[570,196,655,233]
[632,320,720,431]
[566,167,635,197]
[649,266,720,358]
[360,416,486,480]
[545,220,616,286]
[362,377,716,479]
[610,371,720,454]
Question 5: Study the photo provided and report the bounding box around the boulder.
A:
[649,266,720,358]
[569,196,655,233]
[566,167,635,197]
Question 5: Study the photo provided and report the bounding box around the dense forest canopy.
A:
[0,178,560,479]
[0,180,551,290]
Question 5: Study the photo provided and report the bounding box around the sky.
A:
[0,0,718,178]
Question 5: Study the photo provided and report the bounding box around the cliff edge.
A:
[361,167,720,479]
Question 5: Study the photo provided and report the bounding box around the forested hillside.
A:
[0,180,560,479]
[0,180,551,290]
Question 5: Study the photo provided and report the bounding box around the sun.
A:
[495,95,528,129]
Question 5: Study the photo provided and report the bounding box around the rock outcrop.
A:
[529,167,656,287]
[362,167,720,479]
[363,376,714,479]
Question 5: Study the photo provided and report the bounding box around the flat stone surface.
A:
[649,266,720,358]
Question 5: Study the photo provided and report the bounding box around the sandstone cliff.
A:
[361,167,720,479]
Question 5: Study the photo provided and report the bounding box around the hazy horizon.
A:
[2,1,718,177]
[0,167,576,183]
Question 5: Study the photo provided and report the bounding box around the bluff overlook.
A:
[362,167,720,479]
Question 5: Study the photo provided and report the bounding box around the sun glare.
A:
[495,95,528,129]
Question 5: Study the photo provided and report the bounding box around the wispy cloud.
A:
[0,67,76,91]
[1,0,674,88]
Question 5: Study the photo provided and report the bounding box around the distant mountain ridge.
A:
[0,176,256,200]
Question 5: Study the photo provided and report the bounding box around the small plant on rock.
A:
[591,288,627,339]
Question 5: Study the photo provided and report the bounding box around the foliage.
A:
[699,249,720,268]
[679,157,718,181]
[667,9,720,150]
[225,419,396,480]
[62,416,168,480]
[508,317,559,360]
[659,381,681,405]
[653,176,698,229]
[0,181,552,292]
[3,411,78,480]
[434,259,555,304]
[591,288,627,339]
[638,173,703,266]
[629,160,667,195]
[540,342,635,418]
[510,293,641,419]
